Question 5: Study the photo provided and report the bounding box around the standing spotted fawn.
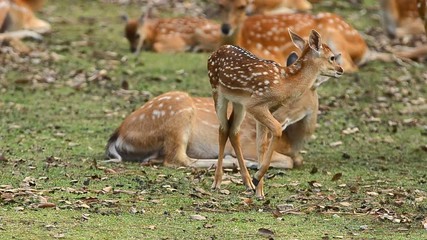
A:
[208,29,343,199]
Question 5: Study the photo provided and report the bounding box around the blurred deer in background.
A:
[419,0,427,35]
[217,0,368,73]
[0,0,51,41]
[208,30,343,198]
[380,0,427,60]
[122,6,221,54]
[245,0,313,15]
[106,52,321,170]
[380,0,426,38]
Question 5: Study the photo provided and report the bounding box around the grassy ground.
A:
[0,0,426,239]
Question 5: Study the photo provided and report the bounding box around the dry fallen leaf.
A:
[423,218,427,230]
[272,209,283,218]
[38,202,56,208]
[367,191,379,196]
[219,189,230,195]
[203,223,215,228]
[194,187,212,196]
[79,203,90,209]
[329,141,343,147]
[53,233,65,239]
[104,168,117,174]
[44,224,56,230]
[242,198,253,206]
[190,214,207,221]
[342,127,359,135]
[81,214,90,221]
[102,186,113,193]
[331,173,342,181]
[258,228,275,238]
[308,181,322,188]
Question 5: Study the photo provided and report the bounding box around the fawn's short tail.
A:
[105,129,122,161]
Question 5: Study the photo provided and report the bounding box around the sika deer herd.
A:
[105,0,427,198]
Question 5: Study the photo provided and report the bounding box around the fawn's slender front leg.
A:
[250,107,282,199]
[228,103,255,191]
[254,122,269,197]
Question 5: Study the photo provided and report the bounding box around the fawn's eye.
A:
[329,56,335,62]
[237,5,246,10]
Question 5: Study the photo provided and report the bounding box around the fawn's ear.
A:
[335,53,342,64]
[286,51,298,66]
[308,29,322,52]
[138,12,150,24]
[288,29,305,51]
[138,5,153,24]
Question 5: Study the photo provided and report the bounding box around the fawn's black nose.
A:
[221,23,231,35]
[336,67,344,76]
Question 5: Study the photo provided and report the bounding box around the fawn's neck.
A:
[282,57,320,90]
[221,27,242,46]
[221,16,245,46]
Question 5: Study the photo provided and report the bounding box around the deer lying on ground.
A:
[246,0,313,15]
[122,10,221,54]
[0,0,51,41]
[217,0,368,73]
[208,29,343,199]
[380,0,427,60]
[106,51,322,170]
[380,0,426,38]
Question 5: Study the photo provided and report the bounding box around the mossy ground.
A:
[0,0,426,239]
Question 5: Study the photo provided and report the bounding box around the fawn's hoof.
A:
[252,177,260,187]
[211,181,221,190]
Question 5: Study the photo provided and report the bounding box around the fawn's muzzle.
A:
[335,67,344,77]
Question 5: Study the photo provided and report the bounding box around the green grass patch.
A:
[0,0,426,239]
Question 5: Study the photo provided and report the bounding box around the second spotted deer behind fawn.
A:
[122,9,221,54]
[208,29,343,199]
[217,0,367,73]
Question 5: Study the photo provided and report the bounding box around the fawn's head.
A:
[217,0,248,36]
[289,29,343,78]
[122,7,153,53]
[123,16,140,53]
